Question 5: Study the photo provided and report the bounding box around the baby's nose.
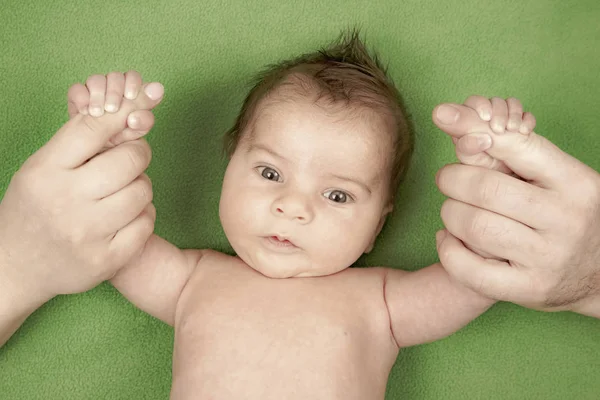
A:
[272,195,314,223]
[274,206,307,222]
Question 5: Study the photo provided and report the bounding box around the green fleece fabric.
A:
[1,0,599,399]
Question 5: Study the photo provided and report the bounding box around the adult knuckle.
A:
[63,223,88,245]
[439,199,455,226]
[436,164,460,193]
[88,252,110,273]
[134,139,152,163]
[46,193,71,218]
[467,209,491,240]
[477,173,504,206]
[125,148,141,172]
[139,213,156,236]
[125,142,149,172]
[136,177,153,203]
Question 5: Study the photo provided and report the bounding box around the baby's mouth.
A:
[267,235,297,248]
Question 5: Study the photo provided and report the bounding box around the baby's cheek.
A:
[312,217,365,264]
[230,191,274,240]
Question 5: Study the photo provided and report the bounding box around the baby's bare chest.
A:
[169,253,399,400]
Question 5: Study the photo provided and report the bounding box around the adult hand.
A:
[0,82,163,300]
[432,102,600,317]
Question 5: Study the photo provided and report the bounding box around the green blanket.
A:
[1,1,599,399]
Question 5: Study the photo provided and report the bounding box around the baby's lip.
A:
[268,234,298,247]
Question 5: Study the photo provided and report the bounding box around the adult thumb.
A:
[483,131,583,189]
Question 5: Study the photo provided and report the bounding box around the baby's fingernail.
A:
[477,134,492,150]
[436,105,459,124]
[144,83,164,100]
[90,106,104,117]
[127,113,138,127]
[519,124,529,134]
[105,103,117,113]
[125,88,137,99]
[492,121,505,134]
[480,109,491,121]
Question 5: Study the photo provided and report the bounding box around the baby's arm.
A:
[110,235,201,326]
[385,97,536,347]
[383,261,495,348]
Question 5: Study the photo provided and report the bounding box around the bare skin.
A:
[0,77,163,345]
[0,71,542,398]
[172,252,396,399]
[432,99,600,317]
[113,238,493,400]
[87,74,529,399]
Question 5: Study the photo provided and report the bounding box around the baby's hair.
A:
[223,28,413,204]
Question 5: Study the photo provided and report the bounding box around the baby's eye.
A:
[323,189,352,203]
[258,166,281,182]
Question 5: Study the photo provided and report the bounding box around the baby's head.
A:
[219,30,413,278]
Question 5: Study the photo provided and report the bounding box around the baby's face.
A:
[219,97,393,278]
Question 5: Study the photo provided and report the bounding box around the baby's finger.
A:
[108,110,155,147]
[490,97,508,134]
[456,133,492,155]
[86,74,107,117]
[519,112,536,134]
[105,72,125,113]
[67,83,90,118]
[506,97,523,132]
[124,70,142,100]
[464,95,492,121]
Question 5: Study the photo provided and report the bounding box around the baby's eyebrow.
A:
[246,143,288,161]
[328,173,372,195]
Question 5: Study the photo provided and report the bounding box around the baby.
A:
[68,33,535,399]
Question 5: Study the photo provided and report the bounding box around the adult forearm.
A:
[0,251,53,347]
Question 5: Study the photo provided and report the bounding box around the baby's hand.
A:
[434,96,536,175]
[67,71,157,148]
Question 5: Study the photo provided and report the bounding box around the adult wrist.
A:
[0,246,54,346]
